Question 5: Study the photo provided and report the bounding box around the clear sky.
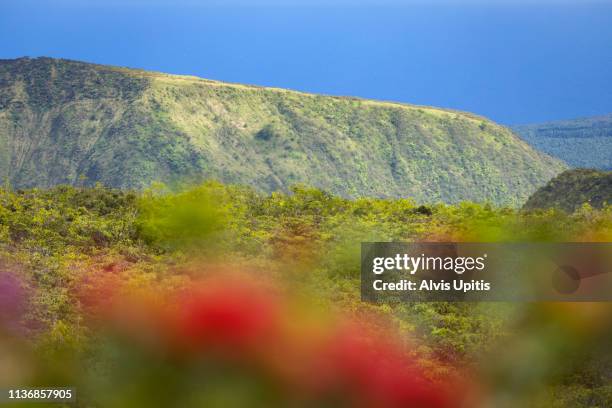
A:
[2,0,612,124]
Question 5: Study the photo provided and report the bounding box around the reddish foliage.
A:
[0,272,28,333]
[75,267,125,321]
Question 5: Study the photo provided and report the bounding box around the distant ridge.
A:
[0,57,566,205]
[513,114,612,170]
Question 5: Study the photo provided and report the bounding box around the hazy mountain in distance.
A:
[513,114,612,170]
[0,57,566,205]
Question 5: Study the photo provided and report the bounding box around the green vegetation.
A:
[524,169,612,212]
[1,182,611,406]
[0,57,565,205]
[513,114,612,170]
[1,57,609,406]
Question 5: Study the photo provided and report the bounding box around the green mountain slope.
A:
[0,57,566,205]
[524,169,612,212]
[512,115,612,170]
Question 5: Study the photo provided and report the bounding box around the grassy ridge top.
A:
[0,57,566,205]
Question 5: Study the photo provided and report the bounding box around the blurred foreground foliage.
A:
[0,182,611,407]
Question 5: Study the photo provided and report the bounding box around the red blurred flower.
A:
[174,278,279,352]
[70,267,465,408]
[309,322,455,408]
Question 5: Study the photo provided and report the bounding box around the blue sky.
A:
[2,0,612,124]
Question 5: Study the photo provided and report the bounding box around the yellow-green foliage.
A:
[0,182,610,346]
[136,181,233,250]
[0,183,610,406]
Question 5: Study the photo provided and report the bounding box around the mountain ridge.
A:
[523,169,612,212]
[4,57,494,120]
[512,114,612,170]
[0,57,566,205]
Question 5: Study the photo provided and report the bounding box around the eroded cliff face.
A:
[0,57,566,205]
